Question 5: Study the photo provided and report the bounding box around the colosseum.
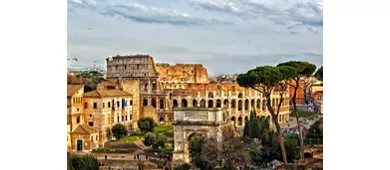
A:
[104,54,290,128]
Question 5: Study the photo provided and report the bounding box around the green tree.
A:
[284,135,300,162]
[153,133,168,149]
[189,134,206,168]
[67,154,99,170]
[277,61,317,160]
[137,117,157,132]
[237,65,297,163]
[111,124,128,140]
[315,66,323,81]
[243,111,270,141]
[143,132,157,146]
[307,118,323,138]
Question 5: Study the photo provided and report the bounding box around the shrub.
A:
[112,124,128,140]
[138,117,157,132]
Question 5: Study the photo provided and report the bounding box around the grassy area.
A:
[119,131,145,142]
[154,125,174,138]
[91,148,136,154]
[290,109,315,117]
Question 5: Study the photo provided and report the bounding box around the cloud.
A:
[101,3,232,26]
[67,0,99,9]
[180,0,322,29]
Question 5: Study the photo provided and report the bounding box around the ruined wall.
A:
[142,106,159,123]
[106,55,159,79]
[121,80,141,130]
[156,63,209,84]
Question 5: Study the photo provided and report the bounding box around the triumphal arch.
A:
[172,107,231,163]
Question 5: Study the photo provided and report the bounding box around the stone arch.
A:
[262,99,266,110]
[216,99,221,108]
[159,117,164,123]
[208,92,214,98]
[272,99,275,107]
[151,98,157,108]
[238,116,243,126]
[208,100,213,108]
[182,99,188,107]
[223,99,229,108]
[144,82,148,91]
[304,152,313,159]
[200,99,206,107]
[143,98,148,106]
[245,116,249,122]
[159,99,164,109]
[245,99,249,110]
[238,100,243,111]
[192,99,198,107]
[231,116,236,125]
[251,99,255,109]
[256,99,260,109]
[173,99,178,108]
[231,99,236,108]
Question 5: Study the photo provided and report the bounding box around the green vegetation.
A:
[137,117,157,132]
[111,124,128,140]
[243,110,269,140]
[119,132,144,142]
[290,109,315,117]
[67,154,99,170]
[154,124,174,138]
[143,132,168,149]
[91,148,136,154]
[315,66,323,81]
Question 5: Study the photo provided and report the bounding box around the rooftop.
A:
[71,124,100,134]
[67,85,84,97]
[84,90,133,98]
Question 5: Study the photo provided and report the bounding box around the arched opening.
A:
[151,99,157,108]
[238,93,243,98]
[182,99,188,107]
[231,116,236,125]
[192,99,198,107]
[238,117,243,126]
[223,99,229,108]
[152,82,157,91]
[208,92,214,98]
[159,117,164,123]
[169,93,172,99]
[231,99,236,108]
[262,99,266,111]
[144,83,148,91]
[304,152,313,159]
[143,99,148,106]
[238,100,243,111]
[208,100,213,108]
[188,133,205,159]
[173,99,178,108]
[272,99,275,107]
[159,99,164,109]
[256,99,260,109]
[245,116,249,123]
[245,99,249,110]
[251,99,255,109]
[200,99,206,107]
[216,99,221,108]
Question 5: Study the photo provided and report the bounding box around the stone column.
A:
[148,80,151,93]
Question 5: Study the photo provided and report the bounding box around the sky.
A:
[67,0,323,76]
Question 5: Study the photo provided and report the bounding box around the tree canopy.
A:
[111,124,128,140]
[137,117,157,132]
[67,154,99,170]
[277,61,317,79]
[315,66,323,81]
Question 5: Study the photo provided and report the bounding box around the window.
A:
[117,101,120,107]
[137,64,140,69]
[76,116,80,124]
[76,108,79,112]
[115,65,118,70]
[117,116,120,122]
[122,116,124,122]
[103,102,105,108]
[93,102,97,109]
[108,102,111,108]
[84,102,88,108]
[124,65,127,69]
[125,116,128,121]
[130,114,132,120]
[129,100,133,106]
[88,122,94,126]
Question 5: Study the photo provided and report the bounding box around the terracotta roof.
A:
[84,90,133,98]
[71,124,100,135]
[67,85,84,97]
